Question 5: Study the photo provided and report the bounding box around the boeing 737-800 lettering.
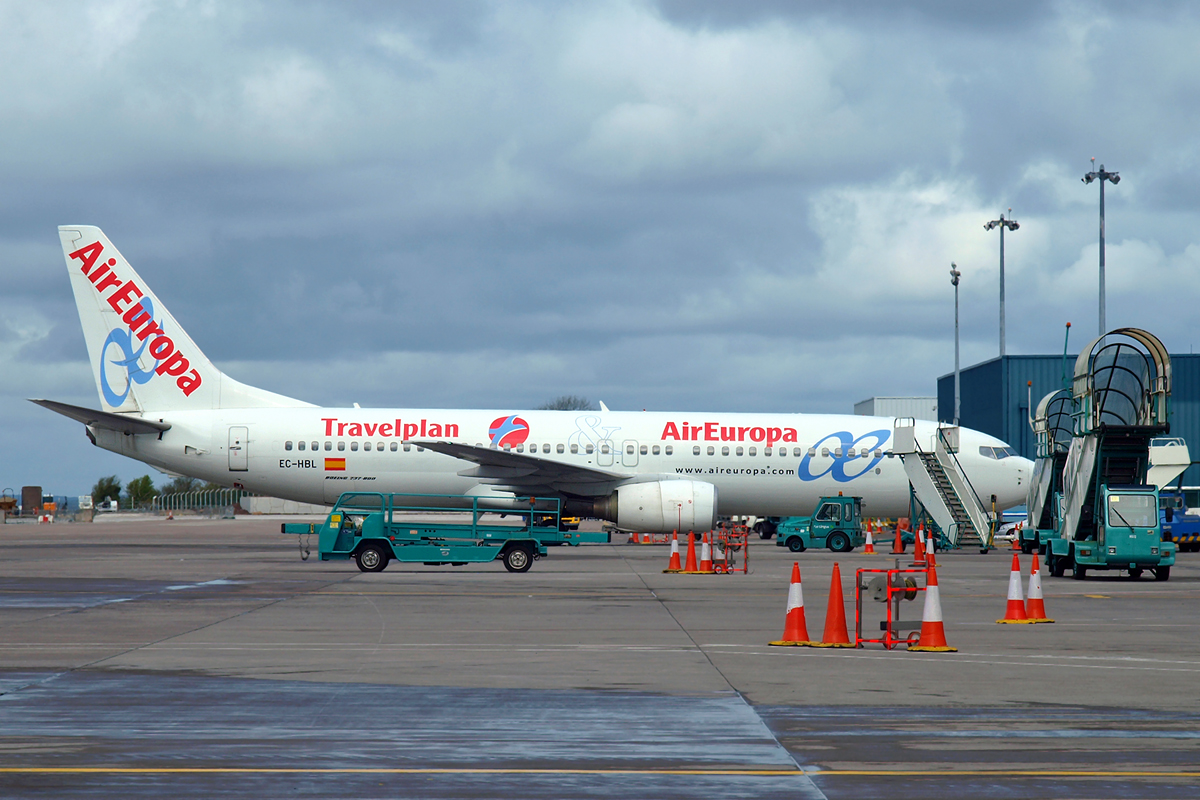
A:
[37,226,1030,532]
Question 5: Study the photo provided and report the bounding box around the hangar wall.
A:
[937,354,1200,487]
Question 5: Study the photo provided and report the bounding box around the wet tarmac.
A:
[1,518,1198,798]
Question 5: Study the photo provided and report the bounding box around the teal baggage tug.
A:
[774,494,865,553]
[283,492,607,573]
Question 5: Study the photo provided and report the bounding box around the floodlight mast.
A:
[983,209,1019,357]
[1082,158,1120,336]
[950,263,961,426]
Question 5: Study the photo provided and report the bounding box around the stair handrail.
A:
[935,426,992,526]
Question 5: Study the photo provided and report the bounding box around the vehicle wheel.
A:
[1072,563,1087,580]
[1021,542,1034,555]
[787,536,805,553]
[355,544,389,573]
[827,532,850,553]
[1128,568,1143,580]
[1154,565,1170,581]
[1048,556,1064,578]
[503,546,533,573]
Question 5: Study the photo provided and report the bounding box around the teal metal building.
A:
[937,354,1200,486]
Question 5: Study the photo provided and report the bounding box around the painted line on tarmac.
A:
[0,767,1196,779]
[0,767,804,776]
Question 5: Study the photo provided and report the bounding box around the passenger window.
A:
[640,445,647,455]
[721,446,729,456]
[707,446,715,456]
[557,444,564,454]
[586,444,594,454]
[338,441,346,451]
[570,444,579,454]
[417,446,424,452]
[846,447,855,457]
[298,441,306,451]
[600,444,610,454]
[665,446,673,455]
[821,447,829,457]
[325,441,332,451]
[390,442,398,452]
[626,444,635,455]
[285,441,293,451]
[503,444,512,452]
[377,442,384,451]
[748,447,756,456]
[364,442,372,452]
[874,449,882,458]
[350,442,359,451]
[542,444,550,454]
[735,447,743,456]
[693,446,701,455]
[764,447,772,456]
[404,444,412,452]
[652,445,660,455]
[834,448,843,457]
[516,444,524,453]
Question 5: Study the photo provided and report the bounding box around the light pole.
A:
[950,263,961,426]
[984,209,1019,357]
[1082,158,1120,336]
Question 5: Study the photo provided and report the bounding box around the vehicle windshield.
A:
[815,503,841,522]
[1108,494,1157,528]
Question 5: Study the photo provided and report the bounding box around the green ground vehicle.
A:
[1044,329,1177,581]
[774,495,865,553]
[1021,389,1072,555]
[282,492,606,573]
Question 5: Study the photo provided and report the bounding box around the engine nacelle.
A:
[591,480,717,533]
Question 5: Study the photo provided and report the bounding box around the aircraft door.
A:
[228,426,248,471]
[597,439,614,466]
[622,440,639,467]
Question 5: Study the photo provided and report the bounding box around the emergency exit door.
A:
[228,426,248,471]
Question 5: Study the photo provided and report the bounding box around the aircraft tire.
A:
[355,544,389,573]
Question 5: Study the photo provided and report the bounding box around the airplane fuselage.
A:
[93,407,1028,518]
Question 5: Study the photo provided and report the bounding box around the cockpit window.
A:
[979,446,1019,459]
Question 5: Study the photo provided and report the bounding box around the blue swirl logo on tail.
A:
[99,298,161,407]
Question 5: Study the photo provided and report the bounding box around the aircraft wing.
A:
[413,440,625,496]
[31,399,171,435]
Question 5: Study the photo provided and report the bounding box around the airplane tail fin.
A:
[58,225,313,413]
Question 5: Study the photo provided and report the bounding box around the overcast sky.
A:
[4,0,1200,496]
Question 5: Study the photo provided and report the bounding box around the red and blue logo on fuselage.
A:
[489,415,530,447]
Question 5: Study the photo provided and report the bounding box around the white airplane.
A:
[37,225,1030,533]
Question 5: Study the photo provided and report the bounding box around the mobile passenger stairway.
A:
[1046,328,1177,580]
[893,421,994,552]
[1021,388,1074,554]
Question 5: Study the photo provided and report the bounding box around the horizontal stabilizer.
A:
[30,398,171,435]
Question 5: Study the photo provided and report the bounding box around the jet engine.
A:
[589,480,717,533]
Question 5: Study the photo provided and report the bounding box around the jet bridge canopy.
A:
[1072,328,1171,435]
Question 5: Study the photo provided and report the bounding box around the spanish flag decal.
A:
[324,458,346,471]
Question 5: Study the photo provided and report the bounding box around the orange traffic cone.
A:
[699,533,714,573]
[813,562,855,648]
[911,525,927,566]
[891,526,905,554]
[769,562,817,646]
[664,532,683,573]
[1025,553,1054,623]
[863,522,876,554]
[907,565,957,652]
[1011,522,1022,550]
[684,532,698,572]
[997,553,1032,623]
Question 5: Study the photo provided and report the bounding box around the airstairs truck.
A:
[1045,329,1177,581]
[1021,388,1073,555]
